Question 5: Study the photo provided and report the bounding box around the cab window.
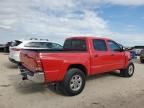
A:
[93,39,107,51]
[108,40,122,52]
[63,39,87,51]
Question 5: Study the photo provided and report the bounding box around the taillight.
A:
[35,57,43,72]
[11,48,22,51]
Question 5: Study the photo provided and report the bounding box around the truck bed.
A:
[22,49,86,53]
[20,49,88,72]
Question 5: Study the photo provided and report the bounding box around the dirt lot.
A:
[0,53,144,108]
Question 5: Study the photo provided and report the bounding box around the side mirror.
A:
[114,48,124,52]
[122,47,126,51]
[122,47,133,51]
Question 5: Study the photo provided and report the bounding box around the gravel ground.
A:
[0,53,144,108]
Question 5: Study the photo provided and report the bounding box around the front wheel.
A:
[59,68,86,96]
[120,63,135,77]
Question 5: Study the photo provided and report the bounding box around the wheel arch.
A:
[67,64,88,76]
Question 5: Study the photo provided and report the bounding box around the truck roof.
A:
[67,36,110,40]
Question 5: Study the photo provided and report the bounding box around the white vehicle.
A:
[9,39,62,64]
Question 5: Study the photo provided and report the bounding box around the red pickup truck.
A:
[19,37,134,96]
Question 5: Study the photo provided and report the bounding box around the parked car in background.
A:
[4,42,12,53]
[19,36,135,96]
[9,39,62,64]
[135,49,142,56]
[140,49,144,63]
[0,44,5,52]
[130,50,136,59]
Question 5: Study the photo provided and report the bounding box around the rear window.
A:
[11,40,22,47]
[64,39,87,51]
[24,42,62,49]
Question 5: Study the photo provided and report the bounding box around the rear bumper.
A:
[9,57,20,64]
[19,66,45,83]
[9,52,20,63]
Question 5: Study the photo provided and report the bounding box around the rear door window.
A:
[93,39,107,51]
[50,43,63,49]
[24,42,43,48]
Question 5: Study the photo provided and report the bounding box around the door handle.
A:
[94,54,99,57]
[110,54,114,56]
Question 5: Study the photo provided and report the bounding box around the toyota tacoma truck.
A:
[19,37,135,96]
[140,49,144,63]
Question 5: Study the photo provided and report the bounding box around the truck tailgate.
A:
[20,50,40,72]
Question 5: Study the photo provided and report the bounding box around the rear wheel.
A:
[59,68,86,96]
[120,63,135,77]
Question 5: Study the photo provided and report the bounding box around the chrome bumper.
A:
[19,66,45,83]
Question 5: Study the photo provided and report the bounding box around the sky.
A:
[0,0,144,46]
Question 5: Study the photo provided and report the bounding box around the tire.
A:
[59,68,86,96]
[120,63,135,77]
